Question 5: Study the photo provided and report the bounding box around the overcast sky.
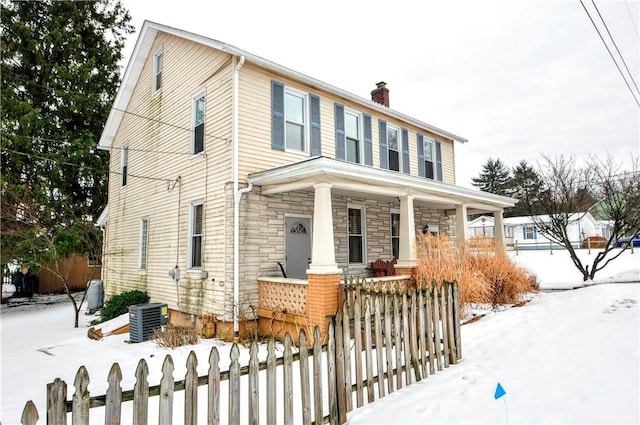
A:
[120,0,639,188]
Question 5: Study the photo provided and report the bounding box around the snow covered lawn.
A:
[1,248,638,424]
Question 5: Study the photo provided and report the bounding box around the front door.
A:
[285,217,311,279]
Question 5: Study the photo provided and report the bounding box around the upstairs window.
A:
[417,134,443,181]
[348,206,365,264]
[271,81,321,155]
[424,138,435,179]
[191,92,205,155]
[344,110,361,164]
[285,90,306,152]
[152,47,163,93]
[189,201,203,269]
[120,144,128,187]
[387,125,400,171]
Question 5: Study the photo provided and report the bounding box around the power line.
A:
[591,0,640,95]
[1,75,232,144]
[579,0,640,107]
[1,148,174,183]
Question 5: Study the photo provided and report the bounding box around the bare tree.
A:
[1,185,102,327]
[527,154,639,281]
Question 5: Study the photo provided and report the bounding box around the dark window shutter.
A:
[334,103,345,160]
[363,114,372,166]
[379,119,388,169]
[435,141,443,181]
[310,94,321,156]
[417,134,425,177]
[271,81,285,151]
[401,128,410,174]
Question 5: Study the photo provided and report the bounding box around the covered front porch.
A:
[247,157,516,340]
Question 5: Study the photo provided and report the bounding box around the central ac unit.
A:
[129,303,168,343]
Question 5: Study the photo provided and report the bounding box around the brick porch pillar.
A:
[306,273,341,343]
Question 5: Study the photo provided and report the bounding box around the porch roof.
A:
[248,157,517,213]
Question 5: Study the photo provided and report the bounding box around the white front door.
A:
[285,217,311,279]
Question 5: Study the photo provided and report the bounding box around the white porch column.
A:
[455,203,469,248]
[308,183,341,275]
[396,195,417,269]
[494,209,506,251]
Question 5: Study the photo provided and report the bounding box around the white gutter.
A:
[232,55,246,336]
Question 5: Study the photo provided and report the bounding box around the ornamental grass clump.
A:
[414,233,537,311]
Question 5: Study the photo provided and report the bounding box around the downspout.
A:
[232,55,247,336]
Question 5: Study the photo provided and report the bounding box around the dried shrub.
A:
[152,325,201,349]
[415,234,538,309]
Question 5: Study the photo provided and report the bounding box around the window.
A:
[423,138,435,179]
[523,226,537,240]
[387,125,400,171]
[139,218,149,269]
[191,92,205,155]
[285,89,307,152]
[418,134,443,181]
[189,202,203,268]
[345,110,361,164]
[505,226,514,238]
[348,206,365,264]
[391,210,400,260]
[121,144,128,187]
[152,48,163,93]
[272,81,321,155]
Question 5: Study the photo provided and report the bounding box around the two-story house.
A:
[98,20,516,338]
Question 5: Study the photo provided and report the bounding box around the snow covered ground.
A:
[1,248,638,424]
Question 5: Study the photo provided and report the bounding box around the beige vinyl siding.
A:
[236,64,456,183]
[104,33,234,314]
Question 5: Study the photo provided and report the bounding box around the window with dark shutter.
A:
[334,103,345,160]
[310,94,321,156]
[387,125,400,172]
[363,114,372,166]
[271,81,285,151]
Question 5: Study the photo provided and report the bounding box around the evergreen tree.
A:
[506,160,544,217]
[1,0,133,319]
[471,158,511,195]
[1,0,133,224]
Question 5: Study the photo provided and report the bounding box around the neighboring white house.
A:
[503,212,603,249]
[467,216,496,238]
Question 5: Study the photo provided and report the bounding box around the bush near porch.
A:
[415,234,538,312]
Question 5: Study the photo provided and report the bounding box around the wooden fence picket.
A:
[334,307,347,420]
[105,363,122,425]
[383,295,394,395]
[353,296,363,408]
[159,355,174,425]
[248,341,259,425]
[417,287,428,379]
[363,299,374,403]
[312,327,323,425]
[132,360,149,425]
[72,366,90,425]
[298,331,311,425]
[440,284,450,368]
[401,292,411,386]
[266,339,276,425]
[431,285,442,371]
[185,351,198,425]
[393,294,402,390]
[283,333,293,425]
[229,344,240,425]
[207,347,220,425]
[21,400,39,425]
[409,291,421,383]
[47,378,66,425]
[341,302,352,413]
[373,297,385,399]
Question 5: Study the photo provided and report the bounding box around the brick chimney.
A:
[371,81,389,107]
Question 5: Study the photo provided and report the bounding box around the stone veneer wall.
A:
[220,186,455,323]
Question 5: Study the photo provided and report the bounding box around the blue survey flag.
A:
[494,382,506,399]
